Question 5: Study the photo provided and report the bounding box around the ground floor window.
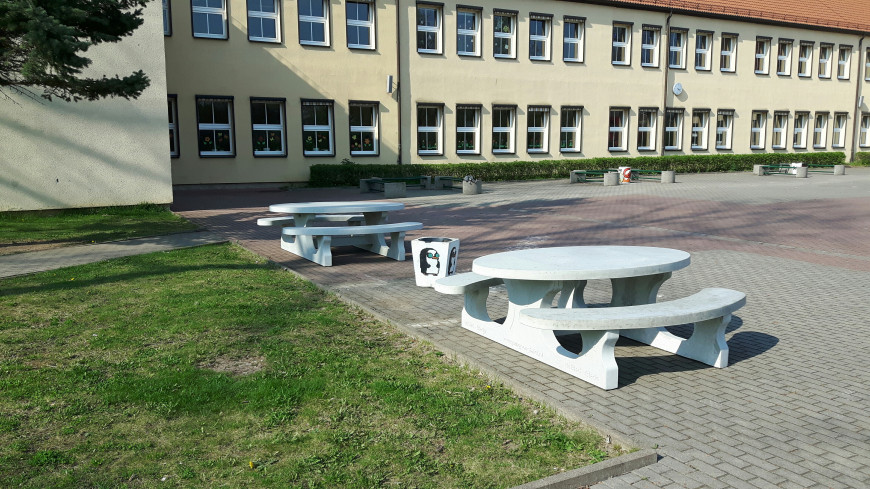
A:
[750,111,766,150]
[560,106,582,152]
[417,103,443,155]
[349,101,379,156]
[813,112,828,149]
[832,113,847,148]
[492,105,516,153]
[608,108,628,151]
[773,112,788,149]
[691,110,709,150]
[664,108,683,150]
[168,95,179,157]
[196,96,234,157]
[301,99,334,156]
[250,98,286,156]
[637,108,656,151]
[527,106,550,153]
[793,112,808,149]
[715,110,733,150]
[860,113,870,148]
[456,104,480,154]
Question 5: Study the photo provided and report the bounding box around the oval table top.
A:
[472,246,691,281]
[269,201,405,214]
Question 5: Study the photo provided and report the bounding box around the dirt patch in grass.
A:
[198,355,266,376]
[0,242,71,256]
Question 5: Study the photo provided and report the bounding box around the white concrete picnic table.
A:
[268,201,405,225]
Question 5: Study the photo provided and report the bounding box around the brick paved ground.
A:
[173,169,870,488]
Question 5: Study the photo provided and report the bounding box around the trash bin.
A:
[411,237,460,287]
[618,166,632,183]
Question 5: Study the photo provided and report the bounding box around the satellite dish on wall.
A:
[673,83,683,96]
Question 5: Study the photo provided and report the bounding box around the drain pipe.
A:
[851,35,865,164]
[660,11,673,156]
[395,0,403,164]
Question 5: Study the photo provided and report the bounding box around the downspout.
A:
[395,0,403,164]
[851,35,865,164]
[660,11,673,156]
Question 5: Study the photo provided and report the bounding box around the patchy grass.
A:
[0,244,618,488]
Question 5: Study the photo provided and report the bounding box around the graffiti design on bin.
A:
[447,248,457,275]
[420,248,441,276]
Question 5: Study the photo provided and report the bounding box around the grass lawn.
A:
[0,244,619,488]
[0,204,199,254]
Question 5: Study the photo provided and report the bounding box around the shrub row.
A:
[308,152,847,187]
[854,152,870,166]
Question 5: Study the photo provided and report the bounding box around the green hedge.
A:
[854,152,870,166]
[308,152,846,187]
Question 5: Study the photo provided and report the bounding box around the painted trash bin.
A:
[411,237,460,287]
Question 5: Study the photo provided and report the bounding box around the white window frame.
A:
[298,0,329,46]
[608,108,629,151]
[456,8,480,57]
[612,23,631,65]
[416,104,442,155]
[838,45,851,79]
[529,15,552,61]
[527,106,550,153]
[798,42,813,77]
[196,96,234,157]
[755,38,770,74]
[695,31,712,71]
[750,111,766,150]
[669,29,687,69]
[301,100,334,156]
[813,113,828,149]
[192,0,227,39]
[860,113,870,148]
[865,47,870,81]
[832,112,847,148]
[772,112,789,149]
[559,106,582,153]
[664,109,683,151]
[349,101,379,156]
[346,1,374,50]
[416,4,441,54]
[720,34,737,72]
[776,39,792,76]
[819,44,833,78]
[691,110,709,150]
[493,11,516,59]
[563,18,584,63]
[163,0,172,36]
[641,26,659,68]
[168,95,179,157]
[716,111,733,150]
[492,106,516,154]
[793,112,809,149]
[248,0,280,43]
[637,108,657,151]
[251,98,286,157]
[455,105,480,155]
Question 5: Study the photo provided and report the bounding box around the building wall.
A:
[0,1,171,212]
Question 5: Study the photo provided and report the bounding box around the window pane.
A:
[261,18,276,39]
[192,13,209,34]
[251,103,266,125]
[197,102,214,124]
[208,13,223,35]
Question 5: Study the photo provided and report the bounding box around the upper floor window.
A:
[832,112,847,148]
[772,111,788,149]
[456,104,481,154]
[637,108,657,151]
[612,23,631,65]
[691,110,709,150]
[251,98,286,157]
[793,112,809,149]
[493,11,516,59]
[641,25,660,67]
[347,1,374,49]
[349,101,379,156]
[192,0,227,39]
[196,96,234,156]
[163,0,172,35]
[608,107,629,151]
[813,112,828,149]
[301,100,334,156]
[417,104,442,155]
[168,95,179,157]
[755,37,771,74]
[798,42,813,77]
[865,47,870,80]
[819,43,833,78]
[716,110,733,150]
[560,106,582,152]
[492,105,516,153]
[668,29,687,69]
[456,8,481,56]
[299,0,329,46]
[664,108,683,151]
[563,18,584,62]
[529,14,552,61]
[695,31,712,71]
[248,0,280,43]
[776,39,792,76]
[838,45,851,79]
[527,106,550,153]
[750,110,766,149]
[720,33,737,72]
[416,4,441,54]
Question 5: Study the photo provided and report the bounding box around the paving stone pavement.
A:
[166,169,868,488]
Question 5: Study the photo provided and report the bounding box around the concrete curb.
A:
[509,449,658,489]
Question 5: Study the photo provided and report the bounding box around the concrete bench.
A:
[434,176,462,190]
[433,272,505,323]
[569,170,609,183]
[360,176,432,197]
[280,221,423,266]
[630,169,676,183]
[257,214,364,227]
[520,288,746,390]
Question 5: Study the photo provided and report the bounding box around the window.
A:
[563,17,584,62]
[492,106,515,153]
[664,109,683,150]
[637,108,657,151]
[776,39,792,76]
[608,108,629,151]
[417,104,442,154]
[416,4,441,54]
[865,47,870,80]
[755,37,770,74]
[346,1,374,49]
[529,14,552,61]
[750,111,766,149]
[527,106,549,153]
[299,0,329,46]
[798,42,813,77]
[301,100,334,156]
[860,113,870,148]
[772,112,788,149]
[248,0,280,42]
[456,8,480,56]
[716,110,733,150]
[695,31,712,70]
[669,29,687,69]
[250,98,286,157]
[456,104,480,154]
[838,45,851,79]
[720,33,737,72]
[163,0,172,35]
[612,23,631,65]
[196,96,234,156]
[349,101,379,156]
[168,95,179,157]
[493,10,516,59]
[819,43,833,78]
[192,0,227,39]
[793,112,808,149]
[832,113,847,148]
[813,112,828,149]
[691,110,709,150]
[641,25,659,67]
[560,106,582,152]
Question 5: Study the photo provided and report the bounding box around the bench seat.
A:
[279,222,423,266]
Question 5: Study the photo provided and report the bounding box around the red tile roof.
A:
[599,0,870,33]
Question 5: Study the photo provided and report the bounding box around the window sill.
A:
[608,148,628,152]
[250,37,281,44]
[564,58,584,63]
[253,152,288,158]
[457,150,480,155]
[458,52,482,57]
[303,152,335,157]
